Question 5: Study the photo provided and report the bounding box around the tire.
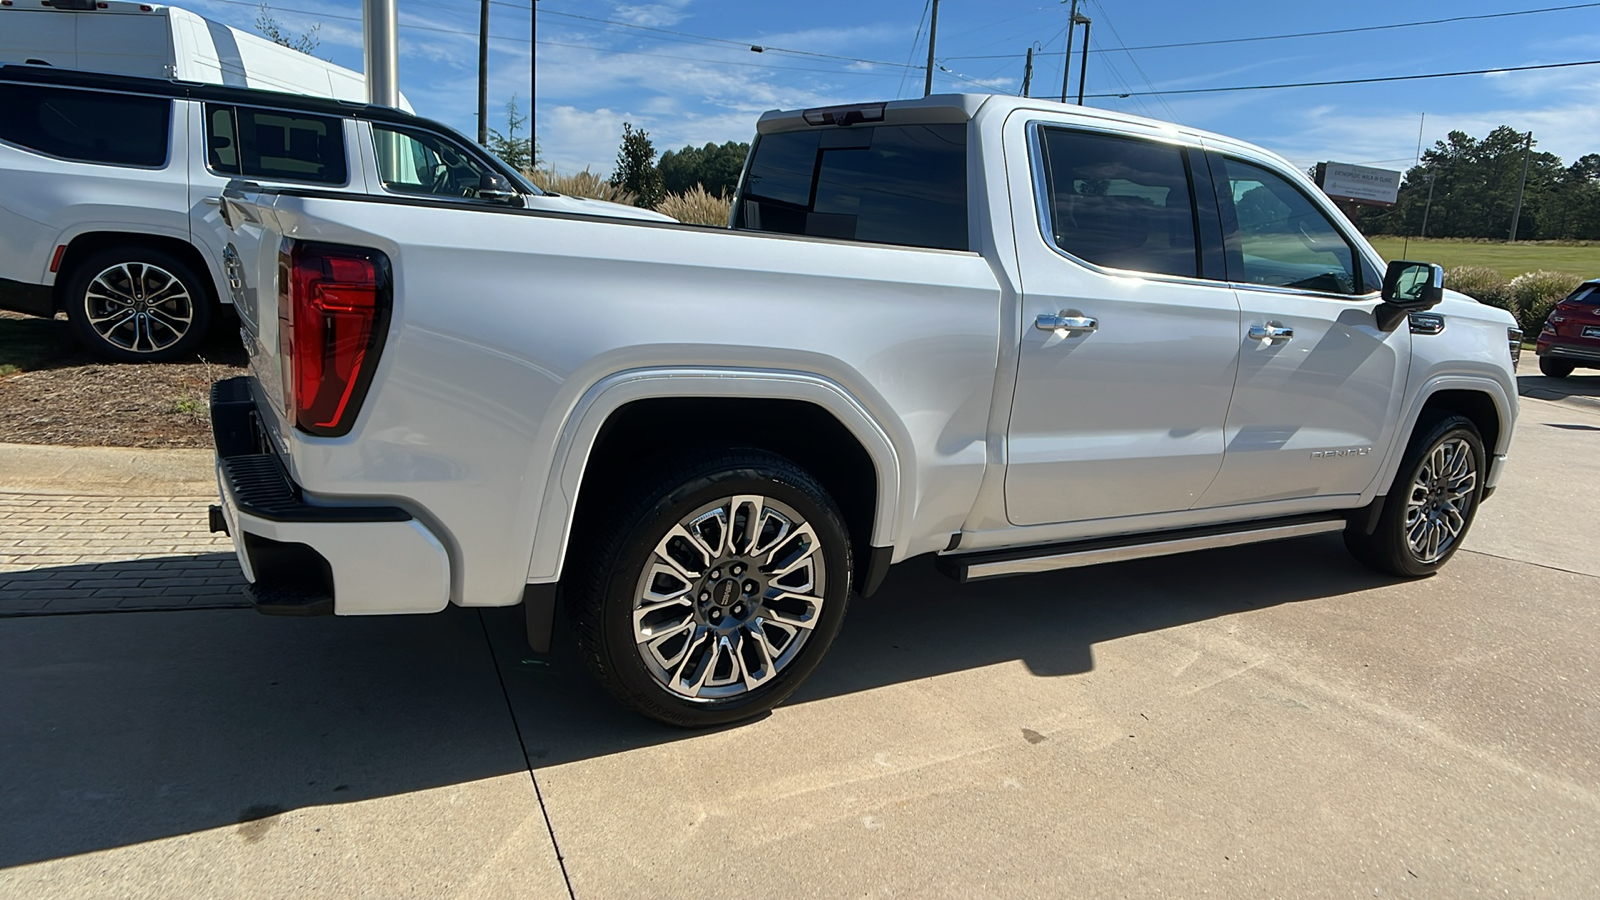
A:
[569,450,853,728]
[1344,413,1485,578]
[64,247,212,362]
[1538,356,1575,379]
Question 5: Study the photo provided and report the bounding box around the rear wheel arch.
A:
[52,231,222,312]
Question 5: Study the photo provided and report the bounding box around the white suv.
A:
[0,64,666,361]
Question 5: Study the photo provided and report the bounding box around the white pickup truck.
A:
[209,94,1521,726]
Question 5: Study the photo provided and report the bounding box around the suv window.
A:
[1036,127,1200,279]
[207,104,348,185]
[372,123,501,200]
[1219,157,1360,295]
[736,123,968,251]
[0,84,169,166]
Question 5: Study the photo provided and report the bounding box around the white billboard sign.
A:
[1320,162,1402,206]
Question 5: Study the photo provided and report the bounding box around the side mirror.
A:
[477,172,519,204]
[1381,260,1444,308]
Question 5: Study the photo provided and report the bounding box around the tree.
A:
[253,3,322,56]
[486,95,539,173]
[610,122,665,209]
[658,141,750,198]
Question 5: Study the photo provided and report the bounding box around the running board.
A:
[937,514,1348,583]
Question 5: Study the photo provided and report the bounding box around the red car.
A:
[1536,279,1600,378]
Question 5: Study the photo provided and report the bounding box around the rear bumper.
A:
[210,377,451,616]
[1536,337,1600,363]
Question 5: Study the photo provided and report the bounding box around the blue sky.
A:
[185,0,1600,177]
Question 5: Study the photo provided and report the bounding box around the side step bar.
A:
[937,513,1348,583]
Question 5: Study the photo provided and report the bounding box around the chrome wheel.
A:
[1404,437,1477,564]
[84,262,195,354]
[631,494,827,701]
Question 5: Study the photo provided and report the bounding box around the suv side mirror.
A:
[477,172,519,205]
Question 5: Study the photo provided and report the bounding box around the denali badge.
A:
[1311,447,1372,459]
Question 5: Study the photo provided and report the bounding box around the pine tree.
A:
[610,122,665,209]
[487,96,537,173]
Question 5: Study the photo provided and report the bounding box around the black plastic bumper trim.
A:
[0,276,54,318]
[211,376,411,524]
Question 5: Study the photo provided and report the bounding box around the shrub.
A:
[1445,265,1514,315]
[657,185,733,227]
[1508,270,1584,334]
[524,166,638,207]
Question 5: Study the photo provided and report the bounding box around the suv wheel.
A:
[570,450,852,727]
[65,247,212,362]
[1538,357,1575,379]
[1345,414,1485,578]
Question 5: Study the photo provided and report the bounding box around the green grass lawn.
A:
[1366,237,1600,280]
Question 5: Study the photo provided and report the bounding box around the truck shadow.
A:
[0,533,1389,869]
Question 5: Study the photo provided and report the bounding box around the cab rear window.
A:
[735,123,968,251]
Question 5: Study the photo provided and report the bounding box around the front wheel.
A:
[64,247,212,362]
[569,450,853,727]
[1345,414,1485,578]
[1538,356,1575,379]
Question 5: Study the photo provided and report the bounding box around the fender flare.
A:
[48,223,221,300]
[1367,373,1515,498]
[524,367,909,583]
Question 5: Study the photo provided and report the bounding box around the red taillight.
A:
[276,240,390,436]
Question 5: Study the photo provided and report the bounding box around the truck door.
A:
[1194,151,1408,508]
[1004,122,1241,526]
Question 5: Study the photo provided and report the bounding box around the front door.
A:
[1196,153,1409,508]
[1005,124,1241,526]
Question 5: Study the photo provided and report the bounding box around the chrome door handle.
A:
[202,196,223,206]
[1035,313,1098,334]
[1248,323,1293,341]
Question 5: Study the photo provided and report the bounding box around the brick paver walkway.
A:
[0,492,248,615]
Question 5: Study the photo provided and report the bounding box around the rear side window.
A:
[207,104,347,185]
[736,123,968,251]
[0,84,169,166]
[1035,127,1200,279]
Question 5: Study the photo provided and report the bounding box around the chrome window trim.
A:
[1025,120,1224,290]
[201,102,354,188]
[1229,281,1382,303]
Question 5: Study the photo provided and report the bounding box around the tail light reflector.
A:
[277,240,391,436]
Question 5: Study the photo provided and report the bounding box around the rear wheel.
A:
[569,450,853,727]
[64,247,212,362]
[1538,357,1575,379]
[1345,414,1484,578]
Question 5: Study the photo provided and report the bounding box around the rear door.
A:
[1195,150,1408,508]
[1004,120,1241,525]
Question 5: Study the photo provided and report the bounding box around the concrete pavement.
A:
[2,381,1597,898]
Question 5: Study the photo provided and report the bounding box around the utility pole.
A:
[1420,173,1436,239]
[477,0,490,145]
[1021,46,1034,97]
[1060,0,1079,103]
[1509,130,1532,242]
[362,0,398,108]
[923,0,940,97]
[1075,15,1091,105]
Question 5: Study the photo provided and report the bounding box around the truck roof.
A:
[759,93,1294,174]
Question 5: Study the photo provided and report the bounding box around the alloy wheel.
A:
[631,494,827,701]
[1404,437,1477,564]
[85,262,195,355]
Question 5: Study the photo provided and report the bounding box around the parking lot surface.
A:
[2,381,1597,899]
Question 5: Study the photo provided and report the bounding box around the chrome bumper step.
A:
[937,514,1348,583]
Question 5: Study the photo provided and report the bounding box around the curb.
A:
[0,442,215,497]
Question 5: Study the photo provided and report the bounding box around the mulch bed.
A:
[0,310,246,449]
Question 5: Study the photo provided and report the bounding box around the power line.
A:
[1083,58,1600,98]
[943,2,1600,60]
[1087,0,1179,123]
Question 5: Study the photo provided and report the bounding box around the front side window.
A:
[1220,157,1359,295]
[0,84,169,166]
[372,124,500,200]
[737,123,968,251]
[1036,127,1200,279]
[207,104,347,185]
